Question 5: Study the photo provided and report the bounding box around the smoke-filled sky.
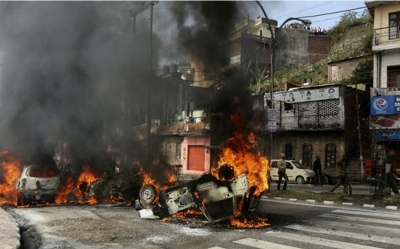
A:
[0,1,365,164]
[0,1,245,163]
[0,2,152,161]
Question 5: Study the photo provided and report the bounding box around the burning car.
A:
[15,164,61,205]
[136,165,261,223]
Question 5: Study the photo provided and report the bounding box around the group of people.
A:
[282,23,327,35]
[276,152,399,195]
[276,153,337,191]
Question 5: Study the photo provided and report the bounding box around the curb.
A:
[262,196,399,211]
[0,207,20,249]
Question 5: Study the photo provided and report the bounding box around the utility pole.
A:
[356,83,364,181]
[129,1,158,156]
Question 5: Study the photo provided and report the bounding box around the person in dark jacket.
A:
[329,152,348,193]
[313,156,323,186]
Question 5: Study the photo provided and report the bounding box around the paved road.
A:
[0,182,394,249]
[7,197,400,249]
[206,204,400,249]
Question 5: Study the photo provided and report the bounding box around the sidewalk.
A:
[0,207,20,249]
[266,182,400,210]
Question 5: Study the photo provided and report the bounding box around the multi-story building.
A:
[262,84,369,180]
[366,0,400,173]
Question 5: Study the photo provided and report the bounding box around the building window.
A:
[302,143,312,168]
[389,11,400,40]
[284,144,293,159]
[325,143,336,168]
[387,65,400,88]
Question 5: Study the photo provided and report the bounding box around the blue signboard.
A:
[370,95,400,115]
[373,130,400,141]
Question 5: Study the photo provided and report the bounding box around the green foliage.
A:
[327,10,373,43]
[274,58,329,89]
[246,61,270,94]
[349,59,373,85]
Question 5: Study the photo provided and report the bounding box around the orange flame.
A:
[213,131,269,196]
[56,164,101,205]
[55,172,76,204]
[0,151,22,206]
[161,217,172,222]
[213,113,270,228]
[229,216,270,228]
[174,209,204,219]
[75,164,101,204]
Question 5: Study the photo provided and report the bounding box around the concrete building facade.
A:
[366,0,400,173]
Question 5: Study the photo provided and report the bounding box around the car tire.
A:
[139,185,157,209]
[296,176,305,184]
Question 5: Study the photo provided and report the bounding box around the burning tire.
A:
[139,185,157,209]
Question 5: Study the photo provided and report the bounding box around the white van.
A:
[269,160,315,184]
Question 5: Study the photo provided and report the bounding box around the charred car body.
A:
[137,165,261,223]
[15,164,61,205]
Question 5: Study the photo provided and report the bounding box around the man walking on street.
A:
[313,156,323,186]
[329,152,348,194]
[277,153,288,190]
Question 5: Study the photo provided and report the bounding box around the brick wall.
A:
[308,35,333,64]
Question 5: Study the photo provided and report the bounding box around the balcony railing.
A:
[373,26,400,47]
[374,87,400,96]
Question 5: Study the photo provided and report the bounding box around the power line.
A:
[295,6,366,19]
[272,1,334,20]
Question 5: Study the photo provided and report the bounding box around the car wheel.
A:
[139,185,157,209]
[296,176,305,184]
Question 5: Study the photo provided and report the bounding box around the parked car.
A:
[15,164,61,205]
[269,159,315,184]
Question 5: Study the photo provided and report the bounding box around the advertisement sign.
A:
[370,115,400,129]
[370,95,400,115]
[264,86,339,104]
[373,130,400,141]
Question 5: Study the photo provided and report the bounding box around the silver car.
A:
[15,164,61,205]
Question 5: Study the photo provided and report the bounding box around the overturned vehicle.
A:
[136,165,262,223]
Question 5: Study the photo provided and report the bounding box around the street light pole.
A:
[255,1,275,161]
[255,1,311,160]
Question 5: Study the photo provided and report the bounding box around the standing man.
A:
[277,153,288,190]
[313,156,322,186]
[329,152,348,194]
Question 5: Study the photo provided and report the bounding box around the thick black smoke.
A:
[0,2,150,165]
[0,1,269,172]
[170,1,240,68]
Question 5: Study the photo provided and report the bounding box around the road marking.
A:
[266,231,384,249]
[234,238,300,249]
[314,220,400,238]
[320,213,400,226]
[286,224,400,245]
[332,209,400,220]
